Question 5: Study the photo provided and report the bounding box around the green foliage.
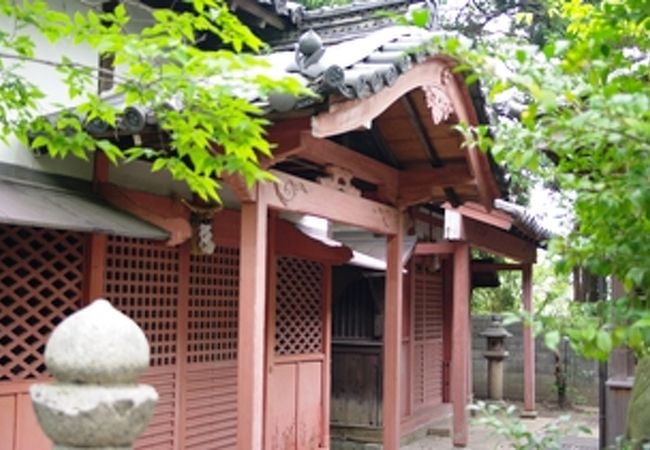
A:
[472,270,522,314]
[0,0,307,201]
[424,0,650,358]
[470,401,590,449]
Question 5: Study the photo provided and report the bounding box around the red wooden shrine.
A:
[0,21,547,450]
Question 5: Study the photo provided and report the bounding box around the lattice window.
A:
[275,257,323,356]
[0,225,84,381]
[187,246,239,363]
[105,236,179,367]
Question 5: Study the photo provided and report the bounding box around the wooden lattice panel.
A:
[105,236,179,367]
[0,225,84,381]
[188,247,239,363]
[275,257,323,356]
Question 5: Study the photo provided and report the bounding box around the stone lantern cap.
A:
[480,315,512,339]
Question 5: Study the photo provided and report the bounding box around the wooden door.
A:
[411,257,444,411]
[105,237,239,450]
[266,256,330,450]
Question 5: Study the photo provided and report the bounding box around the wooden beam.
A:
[262,170,400,235]
[461,217,537,263]
[383,213,405,450]
[222,174,256,203]
[97,183,191,246]
[212,208,352,264]
[471,262,524,272]
[522,264,537,417]
[445,201,513,231]
[370,125,400,168]
[443,72,500,210]
[313,58,451,138]
[237,191,267,450]
[398,164,474,208]
[264,118,311,167]
[267,132,399,204]
[401,93,444,166]
[414,241,456,255]
[451,242,470,447]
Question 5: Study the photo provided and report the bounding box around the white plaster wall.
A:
[0,0,95,180]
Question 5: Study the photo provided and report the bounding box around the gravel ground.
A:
[401,404,599,450]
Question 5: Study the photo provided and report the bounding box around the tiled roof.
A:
[494,199,553,243]
[257,0,435,49]
[264,26,445,111]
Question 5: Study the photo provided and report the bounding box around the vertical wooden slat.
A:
[175,243,190,449]
[408,257,416,417]
[237,194,268,450]
[321,263,332,447]
[382,214,404,450]
[0,396,16,450]
[442,258,453,403]
[263,213,278,450]
[522,263,536,414]
[451,243,470,447]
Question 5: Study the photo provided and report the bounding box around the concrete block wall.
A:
[471,315,599,406]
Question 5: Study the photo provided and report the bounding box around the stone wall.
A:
[472,315,599,406]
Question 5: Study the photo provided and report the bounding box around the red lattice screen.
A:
[188,246,239,363]
[275,257,323,356]
[105,236,179,366]
[412,258,444,408]
[0,225,84,382]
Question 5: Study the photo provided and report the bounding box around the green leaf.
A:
[596,330,612,354]
[544,330,561,351]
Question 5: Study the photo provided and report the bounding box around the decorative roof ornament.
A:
[422,84,454,124]
[295,29,326,73]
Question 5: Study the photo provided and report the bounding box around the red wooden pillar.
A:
[383,214,404,450]
[451,242,470,447]
[522,263,537,417]
[83,152,110,304]
[237,190,268,450]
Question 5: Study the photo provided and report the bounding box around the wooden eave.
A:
[267,57,501,212]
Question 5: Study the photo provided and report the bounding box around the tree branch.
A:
[0,51,129,84]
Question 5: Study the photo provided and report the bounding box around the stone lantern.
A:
[481,315,512,401]
[30,299,158,450]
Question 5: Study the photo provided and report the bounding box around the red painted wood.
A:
[297,362,324,449]
[411,258,444,411]
[461,216,537,263]
[263,170,400,236]
[98,183,191,246]
[0,396,16,450]
[383,213,404,450]
[237,196,268,450]
[451,243,470,447]
[321,265,332,448]
[267,363,297,450]
[82,233,107,304]
[442,259,453,403]
[522,264,536,413]
[15,393,50,450]
[0,225,84,382]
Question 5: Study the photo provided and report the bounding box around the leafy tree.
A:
[422,0,650,440]
[0,0,304,201]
